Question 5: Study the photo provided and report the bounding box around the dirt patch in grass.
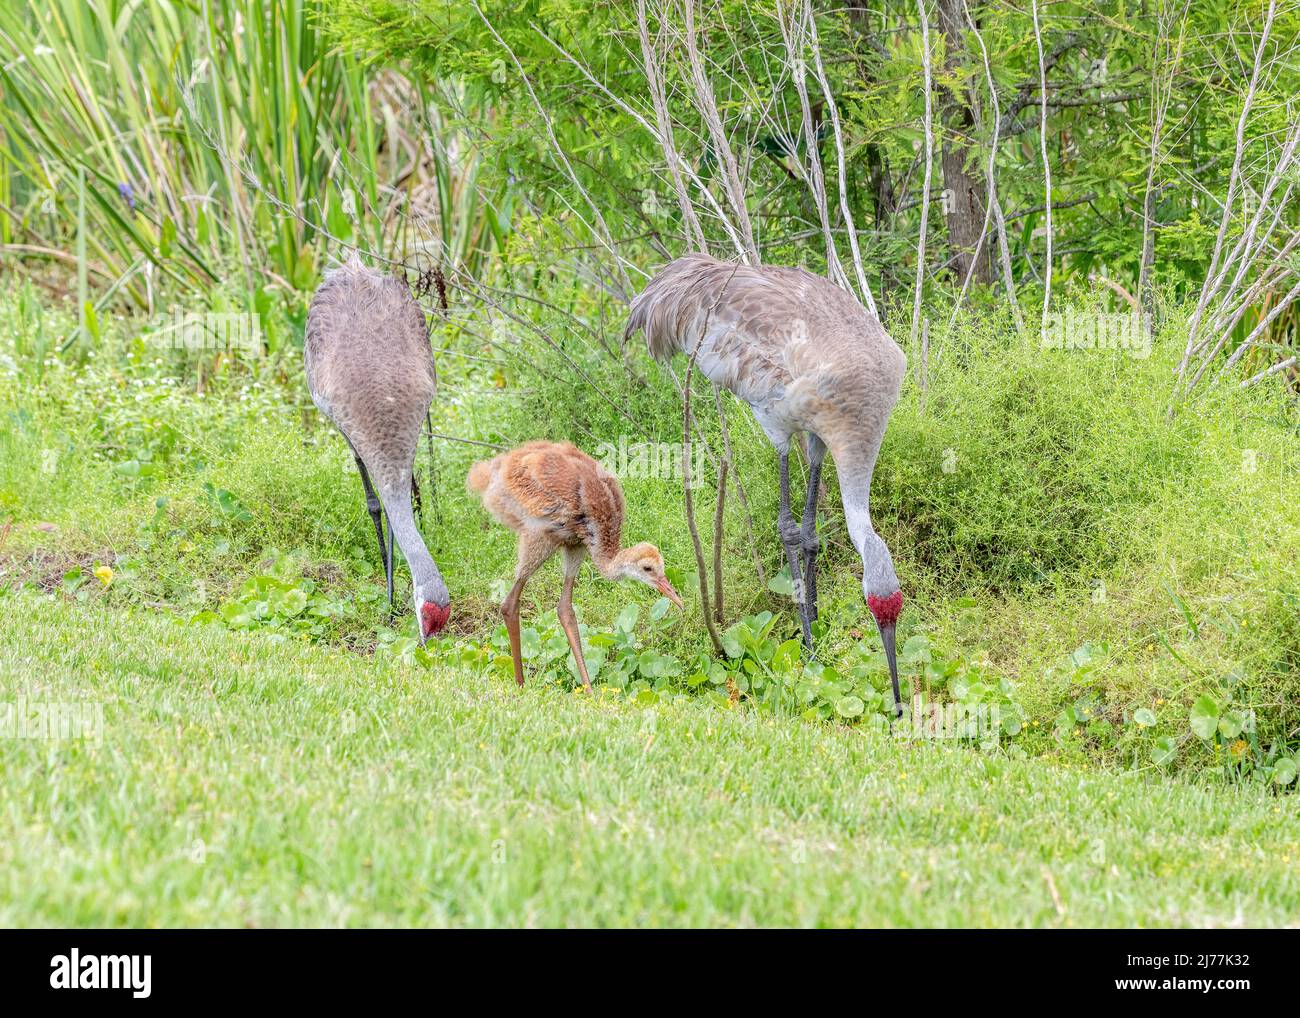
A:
[444,594,501,638]
[0,547,115,594]
[0,546,503,663]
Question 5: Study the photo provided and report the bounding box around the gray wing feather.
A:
[303,256,434,488]
[625,255,906,446]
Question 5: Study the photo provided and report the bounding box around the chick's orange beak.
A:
[657,577,684,608]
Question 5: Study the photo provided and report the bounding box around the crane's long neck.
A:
[584,507,630,580]
[839,468,876,559]
[834,445,902,718]
[593,545,635,581]
[379,477,448,604]
[836,452,897,593]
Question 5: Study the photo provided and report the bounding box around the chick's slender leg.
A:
[556,546,594,694]
[502,533,557,689]
[502,574,529,688]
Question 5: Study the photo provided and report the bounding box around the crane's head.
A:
[867,588,903,711]
[861,532,903,718]
[615,543,684,607]
[415,581,451,644]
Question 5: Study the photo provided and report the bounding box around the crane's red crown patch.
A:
[421,602,450,638]
[867,591,903,626]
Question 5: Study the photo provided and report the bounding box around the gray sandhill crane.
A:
[305,255,450,642]
[625,254,906,713]
[468,440,683,692]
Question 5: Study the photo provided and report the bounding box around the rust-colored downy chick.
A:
[468,440,683,692]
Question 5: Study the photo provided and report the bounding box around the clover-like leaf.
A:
[835,695,865,719]
[614,603,640,634]
[1151,735,1177,766]
[1272,758,1298,786]
[1217,709,1246,740]
[767,568,794,597]
[1189,695,1221,741]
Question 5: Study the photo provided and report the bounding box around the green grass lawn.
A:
[3,590,1297,928]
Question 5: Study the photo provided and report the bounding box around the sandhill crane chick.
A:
[468,441,683,693]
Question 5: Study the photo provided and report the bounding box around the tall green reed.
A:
[0,0,510,320]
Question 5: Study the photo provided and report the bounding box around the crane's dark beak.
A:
[878,621,902,718]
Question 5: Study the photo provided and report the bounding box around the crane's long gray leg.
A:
[778,449,813,649]
[385,513,395,607]
[354,456,392,605]
[800,435,827,630]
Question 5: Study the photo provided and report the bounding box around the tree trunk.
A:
[842,4,896,254]
[936,0,991,285]
[1138,181,1156,322]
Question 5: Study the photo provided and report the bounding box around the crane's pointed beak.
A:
[878,621,902,718]
[657,577,684,608]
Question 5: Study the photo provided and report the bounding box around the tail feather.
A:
[624,254,743,362]
[467,457,495,496]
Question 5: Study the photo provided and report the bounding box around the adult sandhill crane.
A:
[305,255,450,642]
[468,440,683,692]
[625,254,906,713]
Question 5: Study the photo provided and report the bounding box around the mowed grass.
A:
[3,591,1298,928]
